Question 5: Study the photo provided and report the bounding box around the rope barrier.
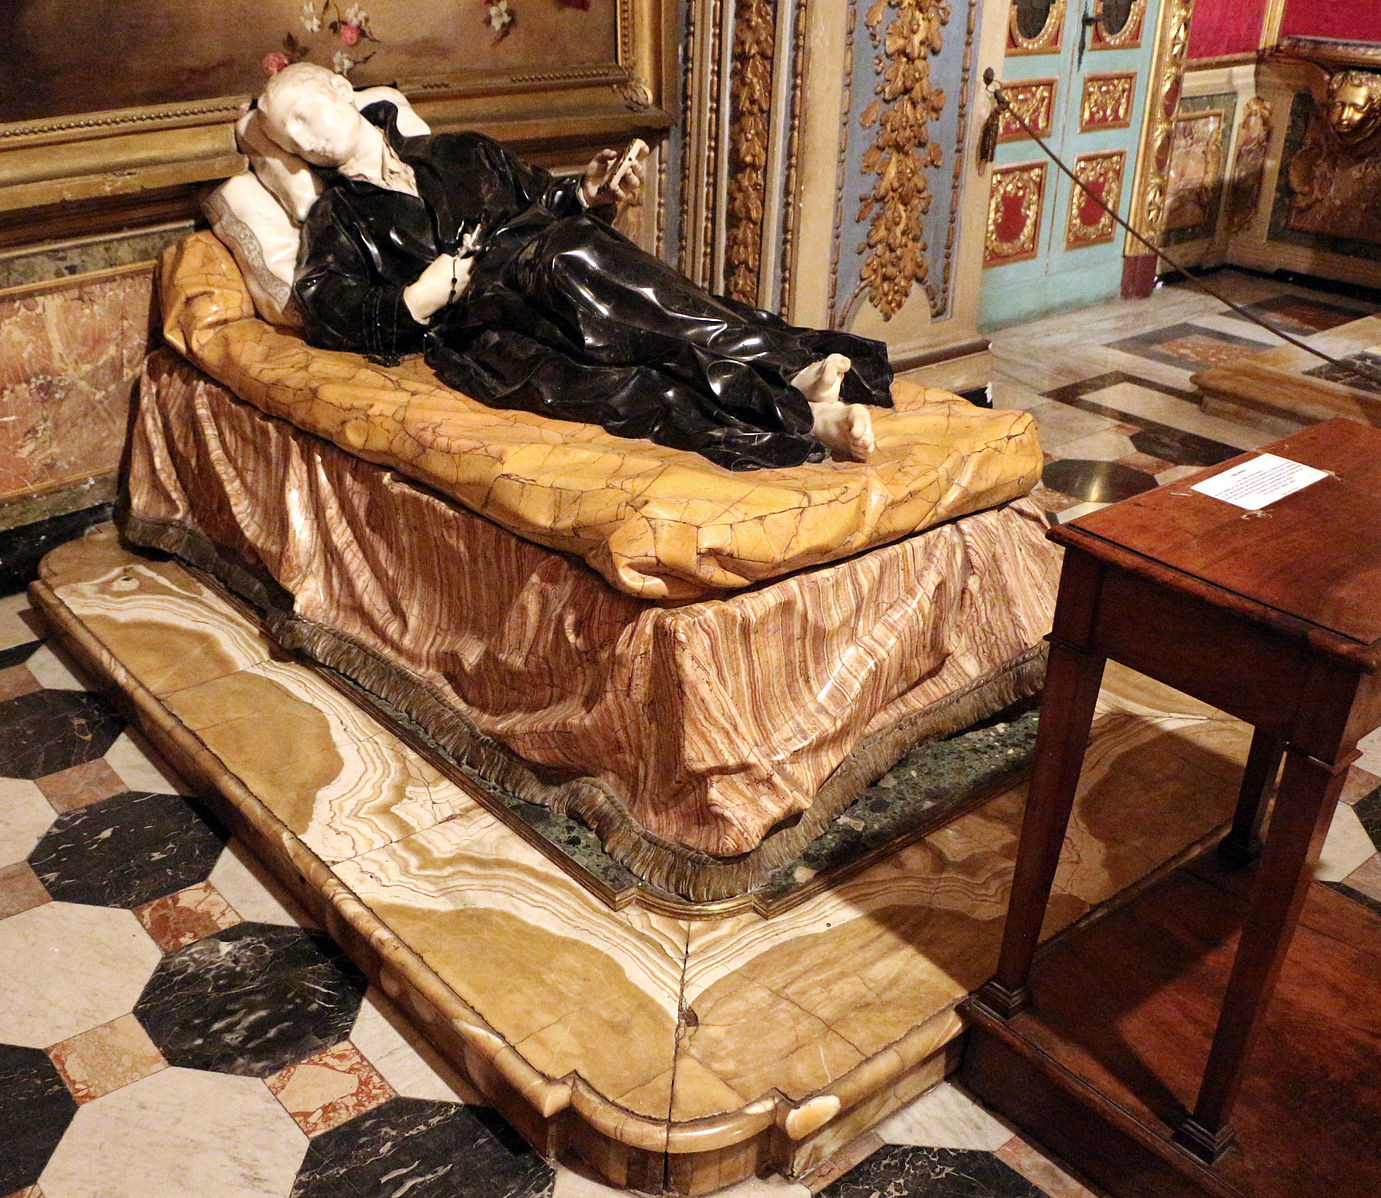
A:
[981,68,1381,390]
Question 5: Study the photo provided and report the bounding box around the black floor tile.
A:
[1041,459,1158,505]
[1127,426,1237,468]
[0,640,42,670]
[29,791,228,909]
[0,688,126,779]
[134,922,368,1077]
[0,504,113,596]
[292,1099,554,1198]
[1354,786,1381,852]
[819,1145,1049,1197]
[0,1041,79,1193]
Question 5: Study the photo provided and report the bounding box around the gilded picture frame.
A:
[0,0,675,227]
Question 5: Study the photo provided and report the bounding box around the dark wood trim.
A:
[890,337,991,373]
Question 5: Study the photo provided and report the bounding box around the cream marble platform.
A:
[31,526,1255,1194]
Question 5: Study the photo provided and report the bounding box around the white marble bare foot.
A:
[809,400,875,462]
[791,353,852,405]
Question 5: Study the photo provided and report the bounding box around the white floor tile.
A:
[103,731,192,796]
[0,776,58,866]
[349,987,483,1103]
[1315,804,1377,883]
[0,591,38,651]
[1081,381,1273,450]
[0,902,162,1047]
[24,643,91,691]
[207,840,317,929]
[873,1081,1012,1151]
[40,1066,307,1198]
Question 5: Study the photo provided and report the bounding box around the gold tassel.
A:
[978,104,1000,168]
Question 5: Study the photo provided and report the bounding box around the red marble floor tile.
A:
[0,862,50,919]
[133,881,241,952]
[802,1132,885,1193]
[0,665,41,703]
[1342,765,1380,807]
[1029,482,1085,514]
[36,759,127,814]
[996,1135,1101,1198]
[1157,335,1258,369]
[265,1042,395,1136]
[1116,451,1175,475]
[48,1014,168,1104]
[1342,855,1381,905]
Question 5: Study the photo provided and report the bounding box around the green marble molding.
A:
[0,223,193,293]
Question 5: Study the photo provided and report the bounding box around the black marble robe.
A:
[294,103,894,471]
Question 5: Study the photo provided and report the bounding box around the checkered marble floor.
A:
[989,269,1379,526]
[3,270,1381,1198]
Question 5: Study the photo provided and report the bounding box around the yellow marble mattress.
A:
[159,231,1042,600]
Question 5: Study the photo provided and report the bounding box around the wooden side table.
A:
[972,418,1381,1164]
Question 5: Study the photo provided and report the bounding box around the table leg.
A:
[1217,728,1284,867]
[976,637,1106,1020]
[1173,743,1352,1163]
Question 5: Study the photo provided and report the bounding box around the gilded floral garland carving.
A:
[856,0,952,320]
[984,162,1046,265]
[724,0,775,304]
[999,79,1056,141]
[1081,72,1135,131]
[1131,0,1192,242]
[1065,150,1125,246]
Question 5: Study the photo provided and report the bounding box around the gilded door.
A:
[979,0,1161,328]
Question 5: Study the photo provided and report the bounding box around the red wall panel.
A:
[1187,0,1266,60]
[1281,0,1381,44]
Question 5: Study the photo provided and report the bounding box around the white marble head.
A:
[258,63,370,167]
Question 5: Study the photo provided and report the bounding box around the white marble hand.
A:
[403,251,474,323]
[580,139,647,209]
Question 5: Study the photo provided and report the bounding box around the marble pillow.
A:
[202,172,304,329]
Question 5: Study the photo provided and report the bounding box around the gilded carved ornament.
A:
[1088,0,1146,50]
[1325,69,1381,150]
[856,0,952,320]
[1080,72,1135,131]
[1065,149,1125,246]
[724,0,776,304]
[1007,0,1066,55]
[1126,0,1192,248]
[999,79,1057,141]
[984,162,1046,264]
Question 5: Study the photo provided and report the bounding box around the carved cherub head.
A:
[1326,69,1381,149]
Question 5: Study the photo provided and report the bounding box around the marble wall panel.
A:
[0,268,155,520]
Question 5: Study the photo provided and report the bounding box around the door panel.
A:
[980,0,1161,328]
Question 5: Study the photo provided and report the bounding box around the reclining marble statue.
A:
[256,62,891,471]
[112,64,1055,892]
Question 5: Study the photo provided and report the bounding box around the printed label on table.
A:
[1191,453,1328,510]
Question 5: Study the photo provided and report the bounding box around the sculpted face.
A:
[1327,71,1381,148]
[259,63,369,166]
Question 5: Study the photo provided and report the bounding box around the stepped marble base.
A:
[31,527,1254,1193]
